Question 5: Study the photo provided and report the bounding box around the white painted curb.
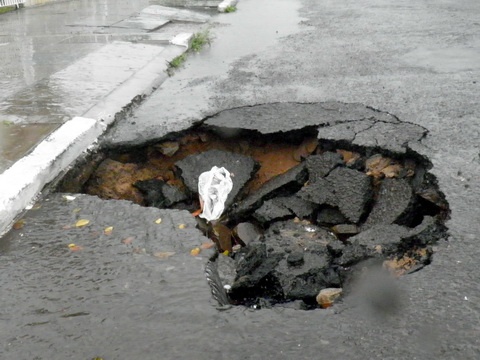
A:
[218,0,238,12]
[170,33,194,48]
[0,117,103,235]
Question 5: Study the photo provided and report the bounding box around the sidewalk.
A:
[0,0,212,233]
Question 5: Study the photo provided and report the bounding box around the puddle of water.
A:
[178,0,305,76]
[0,122,59,173]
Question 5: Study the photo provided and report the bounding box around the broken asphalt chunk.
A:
[205,102,400,134]
[134,179,188,208]
[175,149,258,208]
[326,167,372,223]
[318,120,427,154]
[253,198,293,224]
[230,220,340,303]
[231,163,308,219]
[274,196,317,219]
[346,216,442,258]
[298,177,337,206]
[254,196,317,224]
[305,151,343,180]
[363,178,414,229]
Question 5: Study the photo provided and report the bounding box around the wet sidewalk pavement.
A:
[0,0,213,231]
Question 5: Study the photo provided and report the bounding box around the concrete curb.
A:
[0,117,102,235]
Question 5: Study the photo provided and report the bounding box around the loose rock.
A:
[154,141,180,157]
[211,222,233,253]
[293,137,319,161]
[134,179,188,208]
[332,224,359,236]
[316,288,343,308]
[337,149,362,167]
[365,154,393,178]
[417,188,449,210]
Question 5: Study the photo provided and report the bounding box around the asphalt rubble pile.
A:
[67,125,450,310]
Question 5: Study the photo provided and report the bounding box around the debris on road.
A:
[63,120,449,309]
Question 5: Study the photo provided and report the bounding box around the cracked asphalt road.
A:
[1,0,480,358]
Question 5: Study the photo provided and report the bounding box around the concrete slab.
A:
[83,43,185,123]
[141,5,211,22]
[109,5,210,31]
[111,15,171,32]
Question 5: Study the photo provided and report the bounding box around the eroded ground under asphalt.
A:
[0,103,454,359]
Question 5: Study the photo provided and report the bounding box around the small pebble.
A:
[316,288,343,308]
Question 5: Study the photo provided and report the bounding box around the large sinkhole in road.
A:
[65,104,449,310]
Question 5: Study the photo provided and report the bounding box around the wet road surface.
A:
[1,0,480,358]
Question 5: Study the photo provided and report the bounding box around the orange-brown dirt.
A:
[383,247,430,277]
[86,130,411,210]
[87,131,318,203]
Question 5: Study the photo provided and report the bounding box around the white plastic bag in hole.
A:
[198,166,233,222]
